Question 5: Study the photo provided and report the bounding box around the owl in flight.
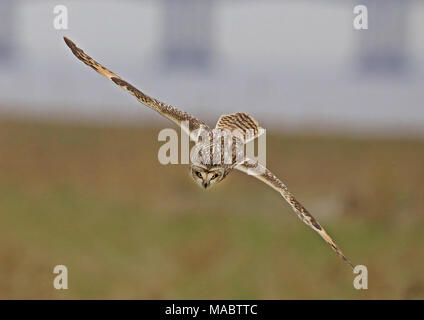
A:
[64,37,353,269]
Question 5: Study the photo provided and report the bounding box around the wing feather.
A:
[63,37,208,134]
[236,159,353,269]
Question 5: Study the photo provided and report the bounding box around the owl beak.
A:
[203,182,208,189]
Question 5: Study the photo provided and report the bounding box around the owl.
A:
[64,37,353,269]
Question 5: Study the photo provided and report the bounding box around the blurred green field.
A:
[0,118,423,299]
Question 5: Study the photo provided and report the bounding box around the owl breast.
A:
[191,130,243,171]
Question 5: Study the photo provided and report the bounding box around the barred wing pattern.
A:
[236,159,353,268]
[63,37,208,134]
[64,36,353,269]
[215,112,264,143]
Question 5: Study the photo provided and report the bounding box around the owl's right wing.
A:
[235,158,353,269]
[64,37,209,135]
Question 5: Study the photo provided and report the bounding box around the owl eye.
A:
[212,173,219,179]
[195,171,202,178]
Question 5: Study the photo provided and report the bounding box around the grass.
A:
[0,118,423,299]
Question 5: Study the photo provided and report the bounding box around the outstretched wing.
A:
[216,112,264,143]
[236,159,353,269]
[63,37,208,134]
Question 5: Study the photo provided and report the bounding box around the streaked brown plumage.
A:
[64,37,353,269]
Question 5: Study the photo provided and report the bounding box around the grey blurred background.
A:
[0,0,424,134]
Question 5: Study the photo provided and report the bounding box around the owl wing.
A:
[63,37,209,135]
[235,158,353,269]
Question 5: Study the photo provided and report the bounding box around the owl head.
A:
[190,165,226,189]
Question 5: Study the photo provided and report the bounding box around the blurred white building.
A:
[357,0,411,74]
[160,0,214,71]
[0,0,423,135]
[0,0,16,65]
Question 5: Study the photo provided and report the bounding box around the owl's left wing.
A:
[63,37,208,135]
[235,159,353,269]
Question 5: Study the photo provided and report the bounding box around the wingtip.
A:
[337,249,354,270]
[346,259,355,270]
[63,36,74,49]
